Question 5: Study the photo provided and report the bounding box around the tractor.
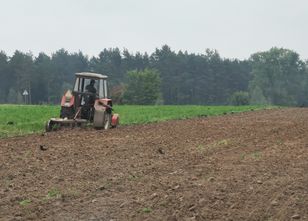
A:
[46,72,119,131]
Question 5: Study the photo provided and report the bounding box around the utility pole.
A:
[29,81,32,104]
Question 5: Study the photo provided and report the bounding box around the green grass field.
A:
[0,104,268,138]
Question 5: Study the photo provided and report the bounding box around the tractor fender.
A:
[94,99,112,111]
[94,100,109,111]
[61,90,75,107]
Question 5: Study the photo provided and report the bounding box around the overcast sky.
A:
[0,0,307,59]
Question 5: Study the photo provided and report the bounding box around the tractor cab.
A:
[70,72,110,120]
[73,72,108,99]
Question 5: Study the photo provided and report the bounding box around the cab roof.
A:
[75,72,108,79]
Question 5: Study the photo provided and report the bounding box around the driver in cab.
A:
[85,79,97,94]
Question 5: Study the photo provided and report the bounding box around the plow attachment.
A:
[45,118,88,132]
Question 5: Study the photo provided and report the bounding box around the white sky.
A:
[0,0,307,59]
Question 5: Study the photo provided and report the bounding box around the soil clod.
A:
[39,145,48,151]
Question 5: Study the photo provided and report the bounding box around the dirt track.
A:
[0,108,308,221]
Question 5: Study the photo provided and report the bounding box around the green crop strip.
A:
[0,104,271,138]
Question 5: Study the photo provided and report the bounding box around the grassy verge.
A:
[116,105,266,125]
[0,104,269,138]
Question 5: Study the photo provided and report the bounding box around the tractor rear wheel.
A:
[93,109,112,130]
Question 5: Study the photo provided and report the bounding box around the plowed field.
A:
[1,108,307,221]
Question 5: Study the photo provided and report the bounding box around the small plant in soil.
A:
[141,207,152,213]
[217,139,229,146]
[197,145,204,151]
[207,139,230,150]
[19,199,31,206]
[240,153,246,160]
[128,174,139,180]
[251,151,261,159]
[45,188,61,200]
[48,189,61,197]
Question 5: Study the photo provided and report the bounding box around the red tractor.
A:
[46,72,119,131]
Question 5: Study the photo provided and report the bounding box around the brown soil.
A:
[0,108,308,221]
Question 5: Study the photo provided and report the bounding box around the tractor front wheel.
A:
[104,112,112,130]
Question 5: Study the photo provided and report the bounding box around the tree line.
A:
[0,45,307,106]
